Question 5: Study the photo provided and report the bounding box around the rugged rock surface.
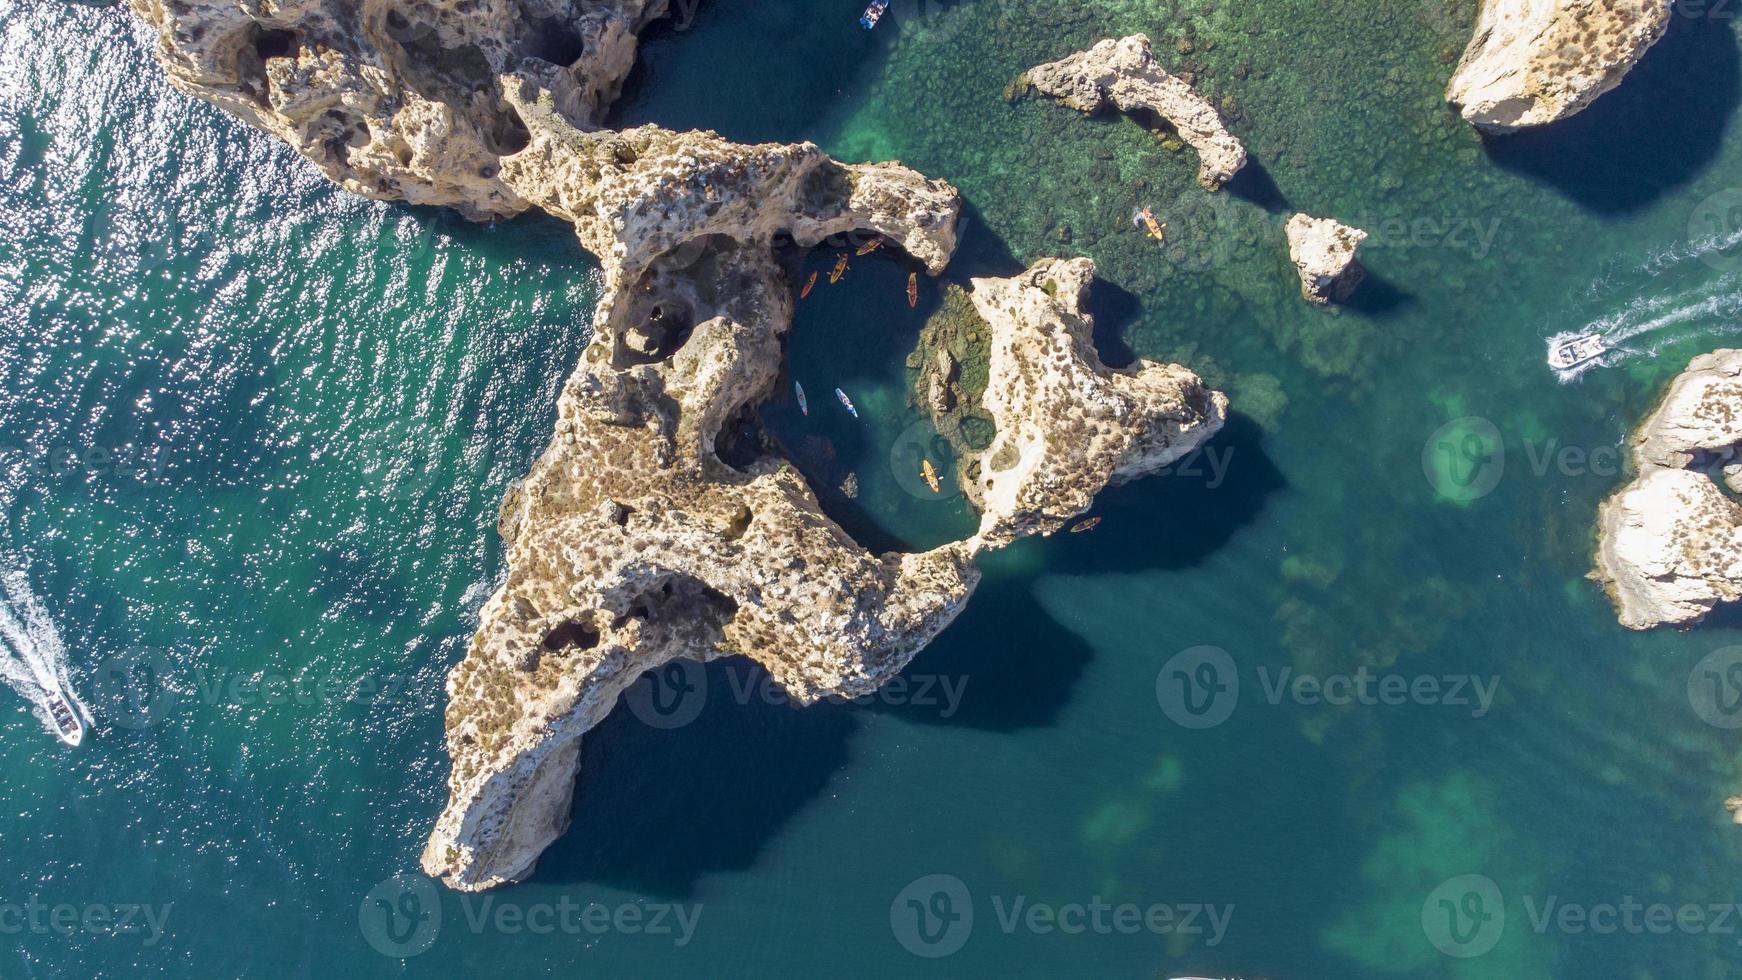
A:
[128,0,1228,892]
[1446,0,1673,133]
[1021,35,1247,190]
[1594,349,1742,629]
[965,259,1227,547]
[1284,214,1367,304]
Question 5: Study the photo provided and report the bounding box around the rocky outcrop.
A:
[1022,35,1246,190]
[1446,0,1673,133]
[128,0,1228,892]
[1594,350,1742,629]
[1284,214,1367,304]
[965,259,1227,547]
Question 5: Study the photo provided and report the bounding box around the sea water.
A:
[6,0,1742,976]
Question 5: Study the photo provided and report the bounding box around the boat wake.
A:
[0,567,88,744]
[1550,245,1742,383]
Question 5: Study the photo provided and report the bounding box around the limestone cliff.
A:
[1446,0,1673,133]
[965,259,1227,547]
[127,0,1228,892]
[1594,349,1742,629]
[1020,35,1246,190]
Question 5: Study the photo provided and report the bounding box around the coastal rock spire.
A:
[1446,0,1673,133]
[1284,214,1368,304]
[1594,349,1742,629]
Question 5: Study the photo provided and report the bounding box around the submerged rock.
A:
[129,0,1231,892]
[1284,214,1367,304]
[1594,349,1742,629]
[1446,0,1673,133]
[1024,35,1247,190]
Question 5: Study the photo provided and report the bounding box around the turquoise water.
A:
[8,0,1742,976]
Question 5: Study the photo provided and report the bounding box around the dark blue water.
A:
[6,1,1742,976]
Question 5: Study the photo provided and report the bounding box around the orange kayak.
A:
[829,253,849,284]
[856,238,883,256]
[1069,516,1102,533]
[921,459,941,494]
[799,271,818,299]
[907,272,919,308]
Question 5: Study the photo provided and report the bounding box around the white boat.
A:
[43,686,82,747]
[1547,331,1609,371]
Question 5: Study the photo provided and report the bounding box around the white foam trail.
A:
[1641,224,1742,278]
[0,568,84,739]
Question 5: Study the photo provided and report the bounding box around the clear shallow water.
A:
[8,0,1742,976]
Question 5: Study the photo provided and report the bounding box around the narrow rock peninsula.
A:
[1446,0,1673,133]
[1020,34,1247,190]
[1594,349,1742,629]
[1284,214,1367,304]
[125,0,1231,891]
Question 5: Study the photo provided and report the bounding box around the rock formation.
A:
[1594,349,1742,629]
[1446,0,1673,133]
[1020,35,1247,190]
[964,258,1227,547]
[1284,214,1367,304]
[127,0,1228,891]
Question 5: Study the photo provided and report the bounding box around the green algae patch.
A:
[908,282,997,497]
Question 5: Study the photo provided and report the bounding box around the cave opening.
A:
[529,18,587,67]
[254,28,297,61]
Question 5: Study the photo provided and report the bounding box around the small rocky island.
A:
[128,0,1228,890]
[1017,34,1247,190]
[1447,0,1673,132]
[1594,349,1742,629]
[1284,214,1367,304]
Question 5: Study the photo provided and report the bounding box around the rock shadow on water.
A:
[1039,412,1285,575]
[870,571,1092,732]
[535,659,857,900]
[1481,13,1740,214]
[1340,268,1413,316]
[1222,156,1289,215]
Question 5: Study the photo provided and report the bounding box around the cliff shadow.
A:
[1032,411,1285,576]
[1084,275,1140,367]
[868,569,1093,732]
[535,659,859,900]
[1341,269,1414,316]
[1223,157,1289,214]
[944,198,1026,285]
[1481,13,1741,214]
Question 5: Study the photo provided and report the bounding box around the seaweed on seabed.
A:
[905,283,997,500]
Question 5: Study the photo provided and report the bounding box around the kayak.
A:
[1069,516,1102,533]
[795,381,809,416]
[835,387,859,418]
[921,459,941,493]
[856,238,883,255]
[800,271,818,299]
[829,253,849,283]
[907,271,919,308]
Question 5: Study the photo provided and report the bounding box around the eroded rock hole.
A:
[714,403,766,472]
[541,620,600,653]
[485,105,531,156]
[529,17,587,66]
[254,29,297,61]
[621,301,696,365]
